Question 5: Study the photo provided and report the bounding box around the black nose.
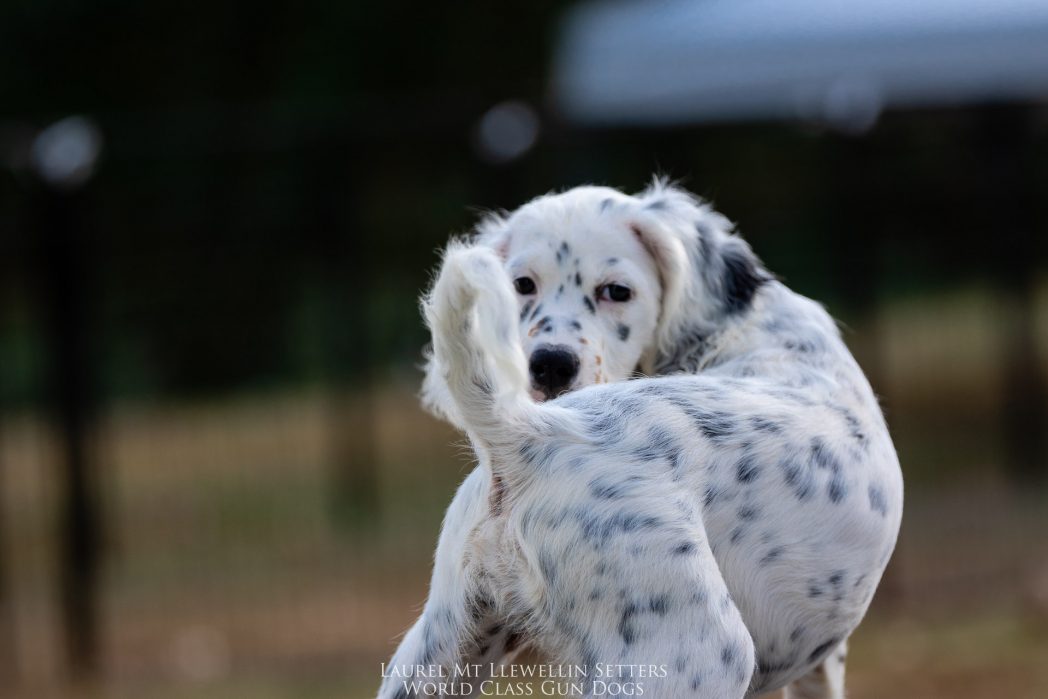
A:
[529,347,580,398]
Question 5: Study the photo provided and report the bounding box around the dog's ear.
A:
[628,179,715,364]
[630,178,769,368]
[714,235,768,315]
[471,211,511,258]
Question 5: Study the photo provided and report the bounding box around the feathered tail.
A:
[422,243,542,453]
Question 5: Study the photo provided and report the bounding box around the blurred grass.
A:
[849,605,1048,699]
[1,283,1048,698]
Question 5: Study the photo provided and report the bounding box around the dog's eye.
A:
[514,277,537,295]
[598,283,632,302]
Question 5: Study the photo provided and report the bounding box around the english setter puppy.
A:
[379,180,902,699]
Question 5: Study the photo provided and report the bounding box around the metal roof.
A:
[552,0,1048,128]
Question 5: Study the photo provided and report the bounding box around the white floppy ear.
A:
[419,212,511,429]
[628,181,710,367]
[628,216,692,363]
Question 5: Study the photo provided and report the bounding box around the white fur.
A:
[381,180,903,699]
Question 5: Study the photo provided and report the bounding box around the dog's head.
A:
[423,179,769,423]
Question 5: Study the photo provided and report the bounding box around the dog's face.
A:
[423,180,768,426]
[490,192,662,400]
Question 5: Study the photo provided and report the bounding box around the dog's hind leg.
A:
[379,605,516,699]
[782,639,847,699]
[377,467,509,699]
[577,532,757,698]
[519,481,756,698]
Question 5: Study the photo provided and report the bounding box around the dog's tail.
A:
[423,243,544,455]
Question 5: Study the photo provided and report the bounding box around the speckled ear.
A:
[630,177,768,367]
[717,236,769,316]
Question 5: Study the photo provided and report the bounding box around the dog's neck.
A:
[652,281,851,381]
[648,229,776,376]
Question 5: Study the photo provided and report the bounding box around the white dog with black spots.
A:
[378,180,902,699]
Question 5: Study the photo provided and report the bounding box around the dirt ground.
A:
[2,377,1047,699]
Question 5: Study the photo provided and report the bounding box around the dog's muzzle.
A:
[529,345,580,400]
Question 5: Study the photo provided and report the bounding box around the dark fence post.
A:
[308,147,379,528]
[826,133,885,388]
[979,106,1047,485]
[30,117,103,681]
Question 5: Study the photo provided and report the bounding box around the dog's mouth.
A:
[529,385,575,402]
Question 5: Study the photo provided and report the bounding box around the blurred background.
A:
[1,1,1048,697]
